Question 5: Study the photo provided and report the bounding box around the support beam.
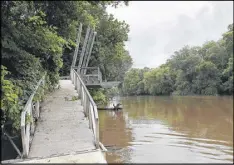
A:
[81,29,94,74]
[83,31,97,75]
[71,23,83,67]
[78,26,91,73]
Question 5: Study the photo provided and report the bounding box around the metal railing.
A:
[81,67,102,84]
[70,68,99,148]
[71,67,102,85]
[21,74,46,158]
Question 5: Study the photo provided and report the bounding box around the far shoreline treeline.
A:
[120,23,233,96]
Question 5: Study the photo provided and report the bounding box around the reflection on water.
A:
[98,96,233,163]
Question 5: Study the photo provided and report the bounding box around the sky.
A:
[107,1,233,68]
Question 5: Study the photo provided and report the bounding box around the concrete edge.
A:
[1,149,105,164]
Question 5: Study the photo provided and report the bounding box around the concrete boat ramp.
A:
[2,80,106,164]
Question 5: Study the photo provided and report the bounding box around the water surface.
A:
[98,96,233,163]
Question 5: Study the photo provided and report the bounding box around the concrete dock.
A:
[2,80,106,163]
[3,150,106,163]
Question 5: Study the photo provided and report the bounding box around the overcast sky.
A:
[107,1,233,68]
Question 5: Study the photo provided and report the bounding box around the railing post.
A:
[26,125,30,156]
[74,74,77,90]
[21,113,27,158]
[84,95,87,117]
[42,80,45,98]
[72,68,100,149]
[20,74,46,158]
[29,102,34,135]
[94,106,99,148]
[83,90,85,105]
[83,93,86,111]
[70,69,73,82]
[88,105,92,129]
[73,71,75,84]
[86,98,89,117]
[35,101,40,119]
[76,77,79,93]
[79,83,82,100]
[80,87,83,105]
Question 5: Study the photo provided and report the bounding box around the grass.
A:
[71,96,78,101]
[64,96,79,101]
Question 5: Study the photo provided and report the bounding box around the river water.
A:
[98,96,233,163]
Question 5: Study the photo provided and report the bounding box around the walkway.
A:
[26,80,106,163]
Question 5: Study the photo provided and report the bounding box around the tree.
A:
[122,69,142,95]
[121,23,233,96]
[1,1,133,134]
[221,57,233,95]
[144,66,174,95]
[193,61,221,95]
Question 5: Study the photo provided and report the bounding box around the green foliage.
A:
[122,68,142,95]
[92,15,132,81]
[89,89,107,104]
[221,56,233,94]
[25,113,33,125]
[33,85,45,102]
[1,1,132,136]
[106,87,120,98]
[55,1,132,80]
[193,61,221,95]
[122,23,233,96]
[71,96,78,101]
[144,66,174,95]
[88,1,129,8]
[1,65,23,132]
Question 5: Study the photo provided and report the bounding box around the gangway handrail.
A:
[21,73,46,157]
[71,68,99,148]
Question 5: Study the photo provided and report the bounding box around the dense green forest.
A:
[121,23,233,96]
[1,1,132,134]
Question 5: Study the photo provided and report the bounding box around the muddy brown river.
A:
[98,96,233,163]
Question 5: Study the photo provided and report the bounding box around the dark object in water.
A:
[97,107,123,110]
[104,145,122,152]
[98,103,122,110]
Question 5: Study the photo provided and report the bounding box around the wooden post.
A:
[72,23,83,67]
[84,32,97,75]
[78,26,90,73]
